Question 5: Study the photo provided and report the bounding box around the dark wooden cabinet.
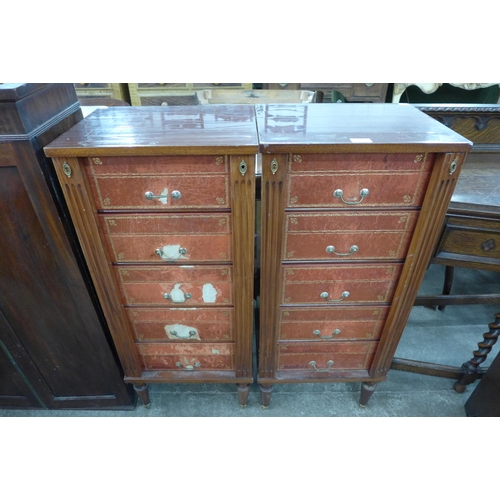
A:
[44,105,258,407]
[256,103,472,407]
[0,84,135,409]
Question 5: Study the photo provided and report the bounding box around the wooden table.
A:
[392,104,500,391]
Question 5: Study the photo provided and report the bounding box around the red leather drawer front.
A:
[279,306,389,341]
[127,307,233,342]
[137,342,234,370]
[115,266,232,306]
[277,341,377,371]
[287,153,433,208]
[100,214,232,263]
[84,156,230,210]
[282,264,403,305]
[284,212,419,260]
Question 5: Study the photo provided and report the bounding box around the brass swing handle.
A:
[145,190,182,200]
[313,329,341,339]
[176,361,200,370]
[169,330,197,339]
[309,360,334,372]
[156,247,187,260]
[326,245,358,256]
[334,188,369,205]
[163,291,193,302]
[320,291,350,302]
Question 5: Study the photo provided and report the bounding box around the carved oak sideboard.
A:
[44,105,257,407]
[256,103,472,407]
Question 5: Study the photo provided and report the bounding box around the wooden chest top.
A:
[255,103,473,153]
[44,105,259,157]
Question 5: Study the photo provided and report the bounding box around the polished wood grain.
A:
[256,104,471,153]
[44,106,259,157]
[230,154,255,380]
[51,156,143,378]
[370,152,467,377]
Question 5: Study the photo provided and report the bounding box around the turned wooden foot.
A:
[359,382,377,408]
[134,384,151,408]
[237,384,250,408]
[259,384,273,409]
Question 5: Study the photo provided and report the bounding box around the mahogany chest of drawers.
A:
[256,103,472,407]
[44,106,258,407]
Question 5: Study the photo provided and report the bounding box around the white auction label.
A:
[350,138,373,143]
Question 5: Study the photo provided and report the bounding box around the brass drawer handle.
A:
[320,291,349,302]
[326,245,358,256]
[334,188,369,205]
[145,190,182,201]
[313,329,341,339]
[163,285,192,303]
[309,360,334,372]
[176,361,200,370]
[170,329,197,339]
[156,246,187,260]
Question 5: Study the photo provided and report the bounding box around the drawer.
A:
[127,307,233,342]
[282,264,403,305]
[115,266,232,306]
[287,153,433,208]
[284,211,418,260]
[436,216,500,264]
[100,214,232,263]
[137,342,234,370]
[84,155,230,210]
[277,341,377,371]
[279,306,389,341]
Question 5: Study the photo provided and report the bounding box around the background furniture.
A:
[256,103,471,408]
[464,313,500,416]
[0,83,135,409]
[196,88,320,104]
[44,105,258,407]
[392,104,500,391]
[74,83,131,104]
[262,83,388,103]
[128,83,252,106]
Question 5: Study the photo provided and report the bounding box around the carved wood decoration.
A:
[45,106,258,408]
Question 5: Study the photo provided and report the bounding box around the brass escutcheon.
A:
[62,162,72,178]
[239,159,248,176]
[270,158,278,175]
